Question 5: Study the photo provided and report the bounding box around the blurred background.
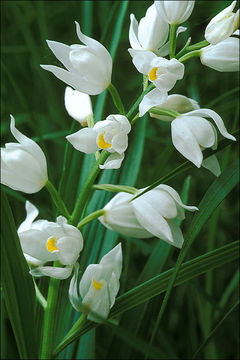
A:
[1,1,239,359]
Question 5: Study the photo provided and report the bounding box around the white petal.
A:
[80,264,102,299]
[100,243,122,279]
[30,266,73,279]
[69,263,82,312]
[128,49,156,74]
[46,40,73,71]
[107,115,131,134]
[140,189,178,219]
[82,283,110,323]
[108,272,120,308]
[57,235,83,265]
[129,14,141,50]
[66,128,98,153]
[99,153,125,170]
[167,220,184,248]
[18,201,39,233]
[139,88,168,117]
[111,133,128,154]
[64,86,93,124]
[182,116,216,148]
[202,155,221,177]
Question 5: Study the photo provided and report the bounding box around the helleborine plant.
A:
[155,0,195,25]
[1,115,48,194]
[171,108,236,169]
[128,50,185,93]
[66,114,131,169]
[18,201,84,279]
[200,35,240,72]
[205,1,239,44]
[99,185,198,248]
[64,86,93,127]
[129,4,169,53]
[41,21,112,95]
[69,244,122,323]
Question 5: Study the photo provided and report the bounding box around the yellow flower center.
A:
[92,278,103,290]
[46,237,58,252]
[97,133,112,149]
[148,67,158,81]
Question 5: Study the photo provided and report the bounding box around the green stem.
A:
[126,83,154,120]
[107,83,125,115]
[77,209,106,230]
[186,40,209,51]
[70,151,109,226]
[130,112,139,125]
[41,273,61,359]
[178,50,201,63]
[54,314,87,357]
[149,107,180,119]
[169,24,177,59]
[45,180,71,220]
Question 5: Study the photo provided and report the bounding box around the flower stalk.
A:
[107,83,125,115]
[178,50,201,63]
[45,180,71,220]
[77,209,106,230]
[169,24,178,59]
[149,107,180,118]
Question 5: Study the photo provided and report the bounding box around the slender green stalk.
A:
[169,24,177,59]
[70,151,109,226]
[186,40,209,51]
[34,280,47,309]
[41,273,61,359]
[149,107,180,118]
[126,83,154,120]
[131,112,140,125]
[77,209,106,230]
[45,180,70,219]
[107,83,125,115]
[178,50,201,63]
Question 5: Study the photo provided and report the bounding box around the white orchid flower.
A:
[1,116,48,194]
[200,36,239,72]
[64,86,93,126]
[139,91,199,118]
[99,186,198,249]
[129,4,169,53]
[66,114,131,169]
[128,50,184,93]
[41,22,112,95]
[155,0,195,25]
[171,109,236,169]
[18,201,84,279]
[205,1,239,45]
[69,244,122,323]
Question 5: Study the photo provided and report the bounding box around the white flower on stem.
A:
[99,186,198,249]
[129,4,169,53]
[205,1,239,44]
[200,36,239,72]
[1,116,48,194]
[128,50,184,93]
[66,115,131,169]
[18,201,84,279]
[171,108,236,169]
[155,0,195,25]
[139,90,199,118]
[41,22,112,95]
[64,86,93,126]
[69,244,122,323]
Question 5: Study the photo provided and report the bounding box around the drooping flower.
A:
[171,108,236,168]
[64,86,93,126]
[41,22,112,95]
[1,115,48,194]
[69,244,122,323]
[18,201,84,279]
[99,185,198,248]
[129,4,169,53]
[128,50,184,93]
[205,1,239,44]
[66,114,131,169]
[200,36,239,72]
[155,0,195,25]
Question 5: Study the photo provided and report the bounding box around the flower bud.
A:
[155,0,195,25]
[64,86,93,126]
[1,116,48,194]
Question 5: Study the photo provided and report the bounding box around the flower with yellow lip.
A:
[69,244,122,323]
[66,114,131,169]
[18,201,84,279]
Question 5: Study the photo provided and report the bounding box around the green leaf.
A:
[1,192,38,359]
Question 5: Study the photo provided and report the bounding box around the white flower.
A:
[66,114,131,169]
[128,50,184,93]
[64,86,93,126]
[205,1,239,44]
[1,115,48,194]
[139,90,199,118]
[200,36,239,72]
[18,201,84,279]
[69,244,122,323]
[41,22,112,95]
[99,186,198,248]
[129,4,169,52]
[171,108,236,168]
[155,0,195,25]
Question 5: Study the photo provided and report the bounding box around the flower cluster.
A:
[1,0,238,328]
